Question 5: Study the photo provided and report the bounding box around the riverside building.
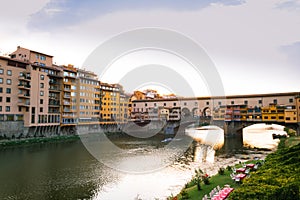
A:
[130,92,300,125]
[0,47,61,138]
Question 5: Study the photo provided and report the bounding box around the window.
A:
[40,83,44,88]
[6,97,11,103]
[40,99,43,104]
[6,79,12,85]
[289,98,293,103]
[0,87,2,93]
[184,102,187,106]
[0,97,2,102]
[19,107,22,112]
[164,103,166,106]
[7,70,12,76]
[40,75,44,80]
[206,102,209,105]
[258,100,262,104]
[40,107,43,112]
[218,102,221,106]
[145,103,147,107]
[0,106,2,111]
[244,100,248,105]
[0,78,3,84]
[40,55,46,60]
[6,88,11,94]
[154,103,157,107]
[273,99,277,104]
[0,69,3,74]
[40,91,44,96]
[174,103,177,106]
[6,106,10,112]
[231,101,234,105]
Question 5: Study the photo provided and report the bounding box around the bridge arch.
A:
[192,107,199,117]
[202,107,211,117]
[181,107,191,119]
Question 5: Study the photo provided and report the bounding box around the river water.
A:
[0,133,269,200]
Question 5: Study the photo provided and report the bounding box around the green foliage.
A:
[218,167,225,175]
[226,165,232,171]
[180,189,190,200]
[285,127,297,137]
[229,143,300,200]
[194,168,203,190]
[202,175,210,185]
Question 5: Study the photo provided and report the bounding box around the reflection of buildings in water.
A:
[194,143,216,163]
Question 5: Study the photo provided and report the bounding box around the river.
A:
[0,132,269,200]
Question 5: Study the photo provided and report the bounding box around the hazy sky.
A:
[0,0,300,96]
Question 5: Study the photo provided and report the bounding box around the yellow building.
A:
[261,103,297,123]
[297,96,300,123]
[119,92,130,124]
[284,106,297,123]
[77,69,100,126]
[213,105,226,121]
[262,104,277,122]
[100,83,129,124]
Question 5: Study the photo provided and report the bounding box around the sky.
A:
[0,0,300,96]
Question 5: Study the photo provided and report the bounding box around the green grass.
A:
[177,170,240,200]
[176,136,300,200]
[284,136,300,148]
[229,136,300,200]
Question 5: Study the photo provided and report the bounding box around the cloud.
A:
[276,0,300,11]
[280,41,300,66]
[27,0,245,31]
[1,0,300,95]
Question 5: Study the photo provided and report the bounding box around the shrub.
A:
[226,165,232,171]
[218,167,225,175]
[202,174,210,185]
[229,143,300,200]
[180,189,190,200]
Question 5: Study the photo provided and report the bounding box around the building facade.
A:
[130,92,300,124]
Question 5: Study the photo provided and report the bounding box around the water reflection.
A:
[0,132,269,200]
[0,141,118,200]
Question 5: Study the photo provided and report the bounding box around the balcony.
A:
[49,101,60,107]
[18,83,31,90]
[18,93,30,98]
[64,87,71,91]
[63,95,71,99]
[63,101,71,105]
[18,75,31,81]
[18,101,30,107]
[62,113,76,117]
[63,108,71,112]
[49,86,60,91]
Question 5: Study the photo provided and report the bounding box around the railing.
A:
[18,83,31,88]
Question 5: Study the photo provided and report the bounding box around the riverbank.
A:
[174,136,300,200]
[0,135,80,148]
